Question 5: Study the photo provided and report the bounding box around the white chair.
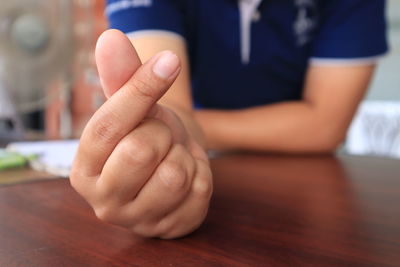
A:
[346,101,400,159]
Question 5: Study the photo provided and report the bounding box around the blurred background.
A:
[0,0,107,142]
[0,0,399,158]
[346,0,400,158]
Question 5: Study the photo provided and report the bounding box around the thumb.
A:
[95,29,141,99]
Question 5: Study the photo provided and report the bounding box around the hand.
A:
[70,30,212,239]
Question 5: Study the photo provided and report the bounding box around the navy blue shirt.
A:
[106,0,388,109]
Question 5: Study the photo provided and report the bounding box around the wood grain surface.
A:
[0,154,399,266]
[0,167,57,185]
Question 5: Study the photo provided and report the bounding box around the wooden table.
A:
[0,154,399,266]
[0,167,56,186]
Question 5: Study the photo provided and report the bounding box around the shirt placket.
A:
[238,0,262,64]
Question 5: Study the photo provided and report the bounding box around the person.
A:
[70,0,388,238]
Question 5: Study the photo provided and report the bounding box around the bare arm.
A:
[128,33,375,154]
[195,64,375,153]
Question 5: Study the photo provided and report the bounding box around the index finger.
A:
[74,50,181,178]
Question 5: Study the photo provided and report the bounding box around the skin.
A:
[71,29,375,238]
[194,65,374,152]
[71,30,212,239]
[129,32,375,153]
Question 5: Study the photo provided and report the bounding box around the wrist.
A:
[160,101,207,148]
[194,110,226,151]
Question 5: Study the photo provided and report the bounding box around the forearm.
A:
[196,64,375,153]
[195,101,348,153]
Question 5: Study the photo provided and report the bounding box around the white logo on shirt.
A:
[294,0,317,46]
[106,0,152,16]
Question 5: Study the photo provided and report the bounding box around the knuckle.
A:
[69,166,92,200]
[131,223,159,238]
[142,119,173,147]
[94,206,118,224]
[129,74,160,102]
[91,115,122,145]
[154,119,173,141]
[119,136,158,166]
[94,175,114,202]
[158,161,188,192]
[69,165,102,209]
[186,156,197,179]
[193,174,213,200]
[69,168,82,192]
[154,218,175,238]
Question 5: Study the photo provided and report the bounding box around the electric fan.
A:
[0,0,96,139]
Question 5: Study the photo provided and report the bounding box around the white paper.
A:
[6,139,79,177]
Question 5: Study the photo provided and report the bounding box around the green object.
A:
[0,149,37,171]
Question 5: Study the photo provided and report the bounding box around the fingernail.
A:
[152,51,180,79]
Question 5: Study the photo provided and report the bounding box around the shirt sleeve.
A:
[106,0,186,39]
[310,0,388,65]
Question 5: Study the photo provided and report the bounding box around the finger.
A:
[119,144,196,229]
[96,29,142,98]
[94,119,173,206]
[75,50,181,177]
[153,160,213,239]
